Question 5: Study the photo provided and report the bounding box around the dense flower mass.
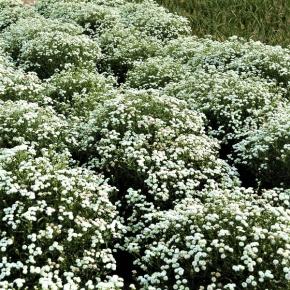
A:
[234,104,290,188]
[74,90,239,205]
[0,145,123,289]
[43,66,116,116]
[0,100,68,149]
[0,0,37,31]
[164,68,286,142]
[0,0,289,289]
[125,188,290,290]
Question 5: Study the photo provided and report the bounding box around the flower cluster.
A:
[161,36,290,89]
[18,31,101,79]
[125,188,290,289]
[126,56,187,89]
[37,1,121,35]
[98,25,162,79]
[0,0,37,31]
[0,59,43,102]
[234,104,290,188]
[164,68,286,142]
[43,66,116,117]
[74,90,239,205]
[119,0,191,41]
[0,100,68,149]
[2,16,84,59]
[0,145,123,289]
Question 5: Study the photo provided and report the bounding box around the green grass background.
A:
[156,0,290,46]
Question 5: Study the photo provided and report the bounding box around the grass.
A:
[156,0,290,46]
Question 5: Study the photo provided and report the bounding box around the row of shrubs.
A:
[0,0,289,289]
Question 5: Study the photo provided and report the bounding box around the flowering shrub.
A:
[0,61,43,102]
[36,0,125,16]
[98,25,162,80]
[43,66,116,116]
[126,56,187,89]
[164,69,286,142]
[0,0,37,31]
[38,1,121,35]
[261,187,290,209]
[0,145,123,289]
[125,187,290,289]
[119,0,191,40]
[0,100,68,150]
[74,90,238,205]
[2,16,84,59]
[161,36,290,94]
[18,31,101,79]
[234,104,290,188]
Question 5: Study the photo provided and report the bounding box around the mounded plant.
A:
[119,0,191,41]
[125,187,290,290]
[234,104,290,188]
[0,145,124,289]
[126,56,187,89]
[164,68,286,142]
[18,31,101,79]
[0,61,43,103]
[74,90,239,206]
[43,66,116,117]
[98,25,162,81]
[0,100,68,150]
[2,16,84,60]
[0,0,37,31]
[38,1,121,35]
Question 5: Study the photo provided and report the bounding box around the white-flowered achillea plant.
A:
[37,1,121,35]
[125,187,290,290]
[0,145,124,289]
[0,100,68,150]
[43,66,116,117]
[0,0,289,288]
[234,104,290,188]
[1,16,84,59]
[126,56,187,89]
[119,0,191,41]
[36,0,125,16]
[164,68,286,142]
[0,0,37,31]
[74,90,238,206]
[18,31,101,79]
[161,36,290,87]
[98,25,162,80]
[0,60,43,102]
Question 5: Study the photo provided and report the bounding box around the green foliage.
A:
[156,0,290,46]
